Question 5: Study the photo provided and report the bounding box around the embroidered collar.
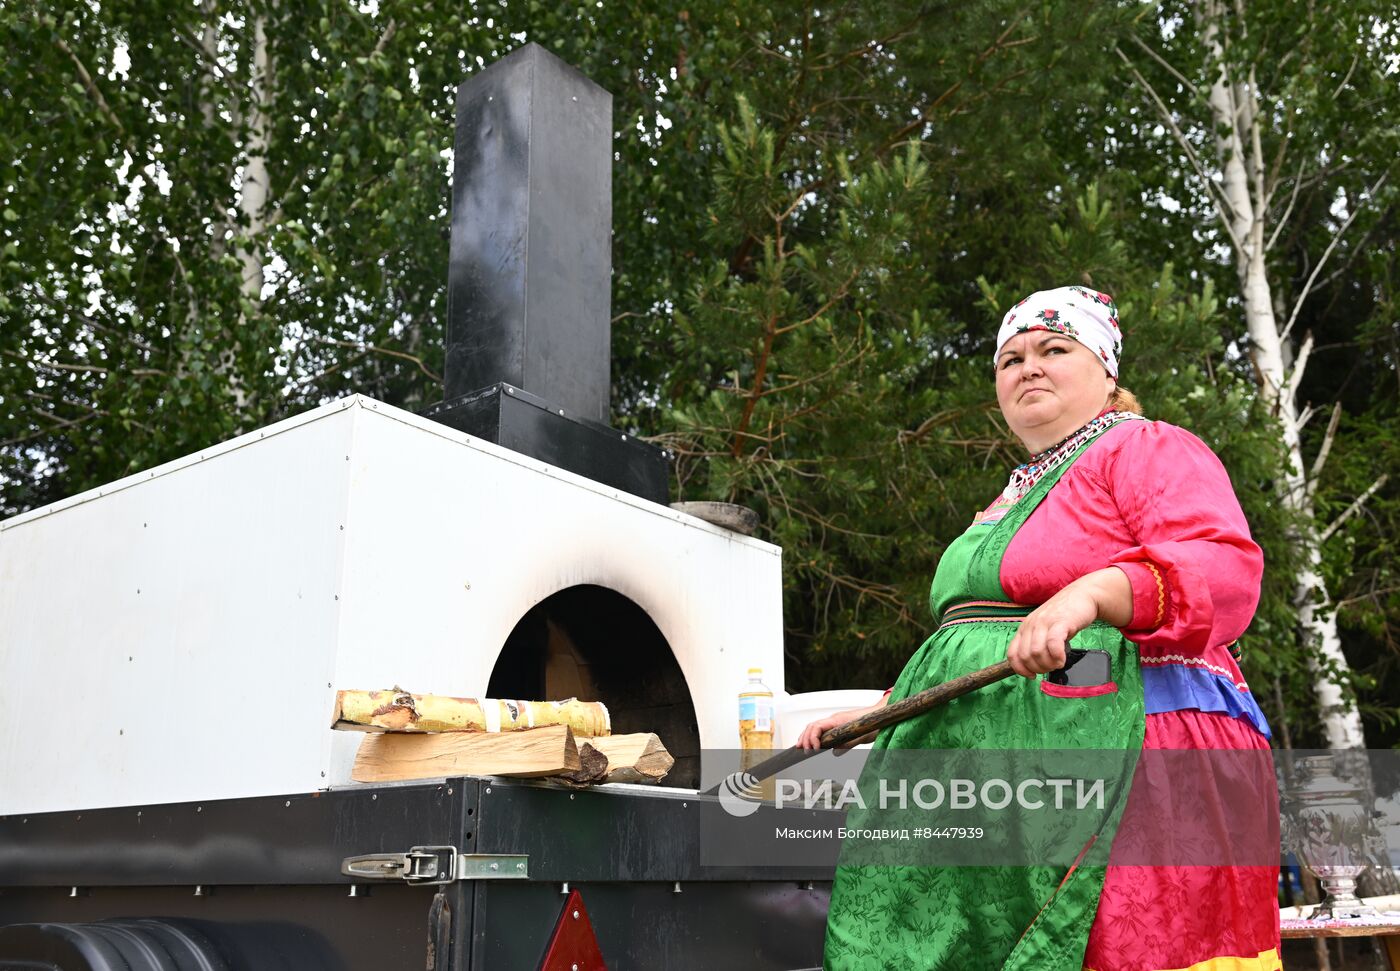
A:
[977,411,1145,524]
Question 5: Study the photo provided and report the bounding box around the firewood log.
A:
[580,733,673,784]
[333,688,610,737]
[352,724,580,782]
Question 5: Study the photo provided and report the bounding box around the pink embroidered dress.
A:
[997,417,1280,971]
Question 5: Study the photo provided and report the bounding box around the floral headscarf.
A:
[994,286,1123,378]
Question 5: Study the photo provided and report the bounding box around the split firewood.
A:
[580,733,673,785]
[553,742,611,786]
[332,688,610,737]
[352,724,580,783]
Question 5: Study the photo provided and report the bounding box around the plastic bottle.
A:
[738,667,774,761]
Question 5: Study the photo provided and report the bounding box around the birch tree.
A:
[1115,0,1399,748]
[0,0,692,514]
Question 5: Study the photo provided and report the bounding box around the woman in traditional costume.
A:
[798,286,1281,971]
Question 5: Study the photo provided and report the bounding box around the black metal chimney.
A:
[424,44,668,503]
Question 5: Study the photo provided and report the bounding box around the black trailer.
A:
[0,778,838,969]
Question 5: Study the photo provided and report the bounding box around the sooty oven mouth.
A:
[487,584,702,788]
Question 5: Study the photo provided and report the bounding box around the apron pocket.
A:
[1039,679,1119,699]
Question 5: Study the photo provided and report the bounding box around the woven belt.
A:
[936,600,1033,632]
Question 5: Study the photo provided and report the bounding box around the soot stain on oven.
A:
[486,584,702,788]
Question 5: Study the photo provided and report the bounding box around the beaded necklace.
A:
[977,410,1146,525]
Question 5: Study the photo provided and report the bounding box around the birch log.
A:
[332,689,610,737]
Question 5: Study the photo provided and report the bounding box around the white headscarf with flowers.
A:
[994,286,1123,378]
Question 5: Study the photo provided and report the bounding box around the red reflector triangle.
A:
[539,888,607,971]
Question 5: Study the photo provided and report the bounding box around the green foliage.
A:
[1103,0,1400,745]
[1,0,1396,740]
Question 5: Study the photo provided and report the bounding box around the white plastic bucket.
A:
[773,689,887,748]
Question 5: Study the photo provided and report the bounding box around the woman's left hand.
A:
[1006,567,1133,678]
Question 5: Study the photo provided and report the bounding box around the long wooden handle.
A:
[738,660,1016,783]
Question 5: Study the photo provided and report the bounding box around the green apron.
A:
[823,431,1145,971]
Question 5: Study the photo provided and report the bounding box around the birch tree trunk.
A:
[1200,0,1365,750]
[224,11,272,418]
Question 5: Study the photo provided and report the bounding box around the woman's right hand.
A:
[794,700,887,751]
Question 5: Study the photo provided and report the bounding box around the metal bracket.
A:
[341,846,529,885]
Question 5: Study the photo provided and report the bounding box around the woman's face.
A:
[995,331,1115,452]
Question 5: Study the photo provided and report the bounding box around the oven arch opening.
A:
[486,584,701,788]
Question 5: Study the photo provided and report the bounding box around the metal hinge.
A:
[341,846,529,885]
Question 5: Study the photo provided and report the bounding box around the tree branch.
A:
[731,313,779,458]
[1114,45,1246,254]
[1284,330,1313,405]
[1330,53,1360,100]
[1266,158,1307,251]
[877,13,1034,155]
[1128,33,1197,95]
[1309,401,1342,486]
[52,34,129,145]
[1,412,99,449]
[1280,168,1391,343]
[371,17,398,56]
[2,349,109,376]
[310,338,441,384]
[1320,475,1390,544]
[25,287,156,354]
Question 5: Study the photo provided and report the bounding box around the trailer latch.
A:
[341,846,529,885]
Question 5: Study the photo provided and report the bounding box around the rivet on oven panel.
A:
[348,884,362,897]
[285,800,291,807]
[196,806,202,813]
[572,910,579,920]
[672,882,682,894]
[569,793,575,800]
[490,863,499,872]
[485,787,492,794]
[372,794,378,800]
[194,885,206,897]
[561,882,570,894]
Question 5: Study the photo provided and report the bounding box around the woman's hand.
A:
[1006,567,1133,678]
[794,700,887,751]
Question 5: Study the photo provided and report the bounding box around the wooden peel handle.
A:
[738,660,1016,784]
[822,659,1015,748]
